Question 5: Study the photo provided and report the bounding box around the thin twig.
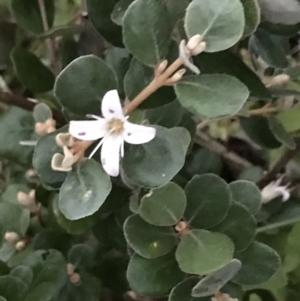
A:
[194,131,253,170]
[256,139,300,189]
[38,0,59,75]
[0,91,66,124]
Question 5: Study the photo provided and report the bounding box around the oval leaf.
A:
[11,47,55,93]
[175,74,249,119]
[175,229,234,275]
[122,126,186,187]
[54,55,117,116]
[240,0,261,36]
[127,252,184,297]
[139,182,187,226]
[191,259,242,297]
[184,174,232,229]
[59,159,112,220]
[229,180,261,215]
[210,203,256,251]
[123,0,172,66]
[184,0,245,52]
[9,266,33,287]
[10,0,54,34]
[268,115,296,149]
[169,277,211,301]
[232,241,281,285]
[124,214,177,258]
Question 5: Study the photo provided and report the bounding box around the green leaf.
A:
[0,203,29,235]
[9,266,33,287]
[122,126,186,187]
[68,244,94,269]
[249,29,288,69]
[184,174,232,229]
[183,149,222,178]
[229,180,261,215]
[0,275,28,301]
[232,241,281,285]
[0,22,16,68]
[86,0,123,47]
[0,107,34,166]
[145,100,184,128]
[175,74,249,119]
[191,259,242,297]
[170,127,191,154]
[33,103,53,123]
[210,203,256,252]
[124,58,176,109]
[184,0,245,52]
[111,0,133,26]
[240,116,282,149]
[166,0,189,26]
[11,47,55,93]
[33,127,68,190]
[175,229,234,275]
[127,252,184,297]
[34,230,74,255]
[54,55,117,116]
[51,195,98,235]
[139,182,186,226]
[105,46,131,96]
[10,0,54,34]
[24,282,56,301]
[124,214,177,258]
[277,104,300,132]
[240,0,261,36]
[169,277,211,301]
[123,0,172,67]
[22,250,68,290]
[221,282,244,300]
[59,159,112,220]
[283,222,300,273]
[238,166,264,183]
[268,115,296,150]
[0,297,7,301]
[194,51,271,99]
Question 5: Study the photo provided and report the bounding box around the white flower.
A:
[69,90,156,177]
[261,177,291,204]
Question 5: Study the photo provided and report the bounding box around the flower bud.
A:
[45,118,56,128]
[67,263,75,276]
[187,34,203,51]
[35,122,47,135]
[169,68,186,83]
[157,60,168,73]
[15,240,26,251]
[70,272,81,284]
[18,191,35,209]
[270,74,290,87]
[4,232,20,244]
[191,41,206,56]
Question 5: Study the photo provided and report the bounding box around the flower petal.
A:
[101,90,124,119]
[123,122,156,145]
[69,119,107,140]
[101,134,123,177]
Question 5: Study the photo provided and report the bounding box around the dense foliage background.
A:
[1,0,300,300]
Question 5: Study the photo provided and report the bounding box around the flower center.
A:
[107,118,124,134]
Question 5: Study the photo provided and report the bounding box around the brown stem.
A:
[256,139,300,189]
[38,0,59,75]
[194,131,253,170]
[123,58,183,114]
[248,103,277,116]
[0,91,66,124]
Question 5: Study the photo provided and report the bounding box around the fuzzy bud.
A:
[157,60,168,73]
[67,263,75,276]
[191,41,206,56]
[187,34,203,51]
[4,232,20,244]
[35,122,47,135]
[70,272,81,284]
[169,68,186,83]
[270,74,290,87]
[17,190,36,212]
[15,240,26,251]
